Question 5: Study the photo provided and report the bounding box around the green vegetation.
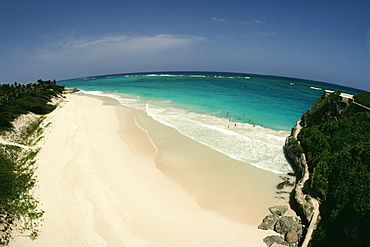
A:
[296,91,370,247]
[0,80,64,130]
[0,145,43,244]
[301,90,347,127]
[354,92,370,107]
[287,138,304,154]
[0,80,64,244]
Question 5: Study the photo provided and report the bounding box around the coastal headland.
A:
[10,93,293,246]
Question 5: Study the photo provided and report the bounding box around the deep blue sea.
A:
[61,72,363,174]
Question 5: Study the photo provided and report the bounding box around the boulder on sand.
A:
[263,235,286,247]
[258,214,280,230]
[269,205,288,216]
[274,216,303,236]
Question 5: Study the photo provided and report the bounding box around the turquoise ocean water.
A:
[61,72,363,174]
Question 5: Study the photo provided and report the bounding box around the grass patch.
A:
[0,80,64,244]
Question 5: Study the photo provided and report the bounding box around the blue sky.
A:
[1,0,369,91]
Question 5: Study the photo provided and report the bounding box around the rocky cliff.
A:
[285,121,316,224]
[284,90,370,247]
[300,90,354,128]
[285,90,356,221]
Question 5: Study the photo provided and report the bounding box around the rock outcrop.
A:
[274,216,303,236]
[285,122,316,223]
[259,205,304,247]
[269,205,288,216]
[276,180,294,190]
[258,214,280,231]
[286,230,299,244]
[300,90,353,128]
[285,120,320,247]
[263,235,286,247]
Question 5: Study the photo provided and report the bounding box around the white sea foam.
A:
[80,90,124,102]
[194,121,238,136]
[146,74,183,77]
[145,104,292,174]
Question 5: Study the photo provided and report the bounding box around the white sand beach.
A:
[10,93,292,247]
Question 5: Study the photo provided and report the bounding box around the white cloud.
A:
[256,31,278,36]
[308,26,319,33]
[238,20,251,25]
[238,19,267,25]
[215,35,234,40]
[35,34,206,63]
[211,17,229,24]
[14,34,208,80]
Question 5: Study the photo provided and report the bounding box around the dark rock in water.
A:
[263,235,288,247]
[287,172,295,176]
[258,214,280,230]
[286,230,299,243]
[269,205,288,216]
[277,181,294,189]
[274,216,303,236]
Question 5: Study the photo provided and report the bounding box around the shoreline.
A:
[11,93,293,246]
[78,90,292,174]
